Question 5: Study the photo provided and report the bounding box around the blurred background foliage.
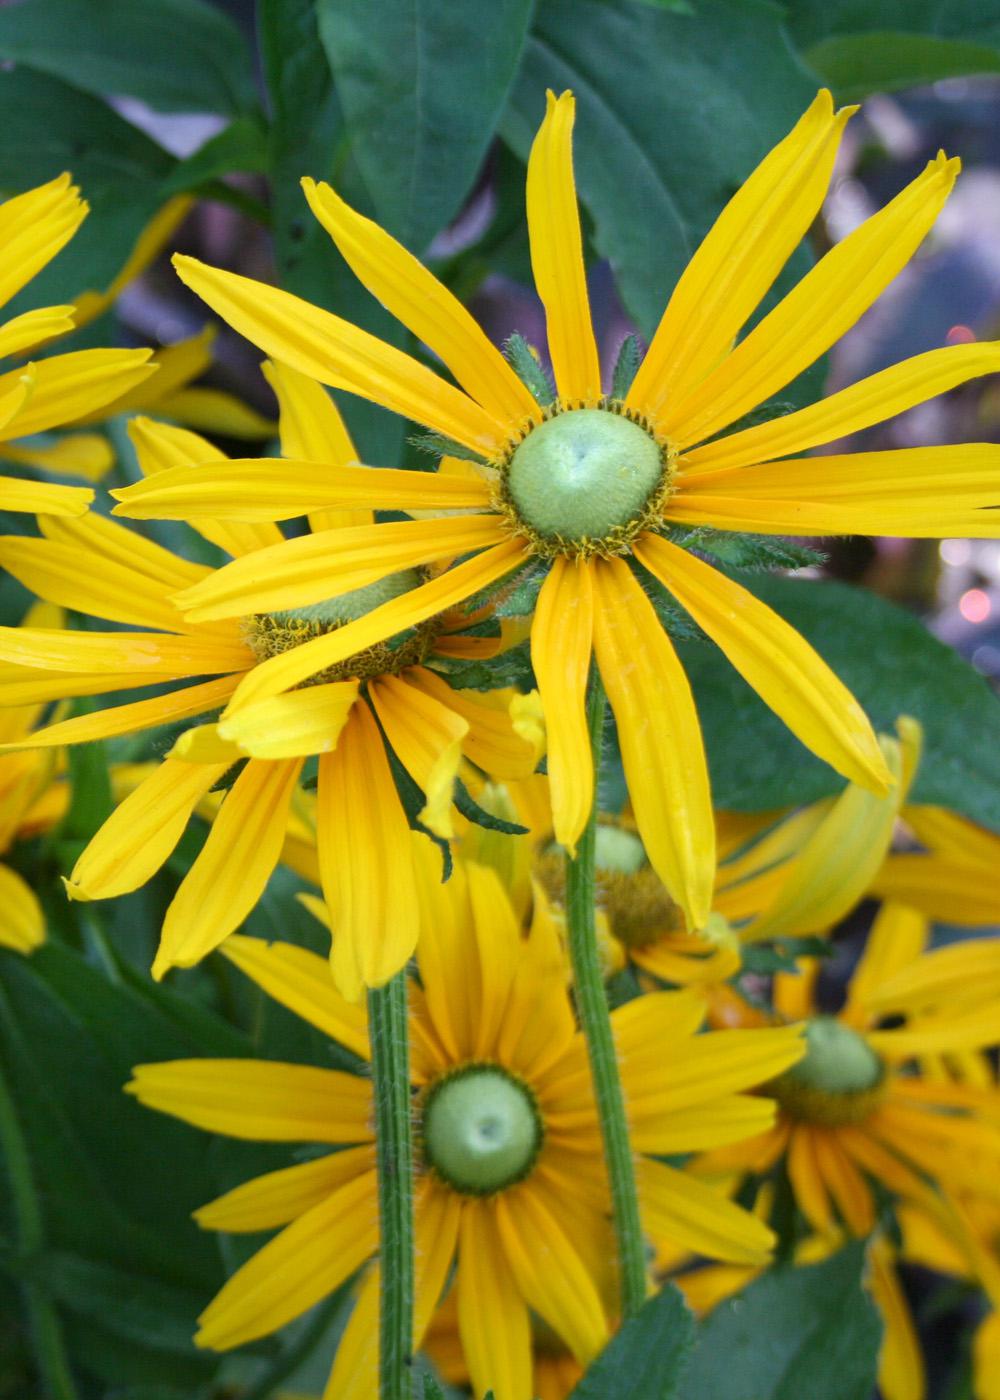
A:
[3,1,1000,1397]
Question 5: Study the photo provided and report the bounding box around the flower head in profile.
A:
[0,175,157,516]
[0,368,540,994]
[116,87,1000,932]
[127,845,803,1400]
[0,602,69,953]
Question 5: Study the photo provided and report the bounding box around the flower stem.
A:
[367,970,414,1400]
[564,674,647,1318]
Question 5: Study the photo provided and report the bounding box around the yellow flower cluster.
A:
[3,86,1000,1400]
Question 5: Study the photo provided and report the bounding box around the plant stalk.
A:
[367,970,414,1400]
[564,675,647,1318]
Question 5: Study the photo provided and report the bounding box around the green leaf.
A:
[788,2,1000,101]
[316,0,534,251]
[162,115,271,198]
[0,68,173,307]
[570,1282,694,1397]
[503,0,816,343]
[453,779,528,837]
[676,1243,882,1400]
[431,642,536,693]
[61,729,114,844]
[676,574,1000,828]
[741,936,835,975]
[0,0,258,115]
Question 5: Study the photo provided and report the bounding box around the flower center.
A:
[594,824,647,875]
[422,1065,543,1195]
[771,1016,886,1127]
[242,569,436,683]
[498,404,671,558]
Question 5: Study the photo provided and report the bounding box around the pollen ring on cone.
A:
[421,1063,544,1195]
[494,401,675,560]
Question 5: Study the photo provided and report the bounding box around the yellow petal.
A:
[126,416,284,557]
[666,489,1000,539]
[0,625,251,678]
[0,475,92,516]
[154,384,277,439]
[2,432,112,482]
[174,513,507,622]
[173,254,506,455]
[153,757,303,977]
[67,757,228,900]
[526,91,602,404]
[843,904,929,1024]
[218,681,360,760]
[667,152,960,447]
[414,669,542,781]
[221,934,369,1059]
[317,704,420,998]
[629,1094,777,1155]
[864,930,1000,1015]
[591,556,715,930]
[71,323,214,425]
[0,675,239,752]
[38,508,208,590]
[0,349,156,440]
[0,305,75,358]
[638,1157,776,1264]
[0,863,44,953]
[368,673,466,838]
[459,1204,533,1400]
[867,1239,925,1400]
[684,341,1000,475]
[304,177,536,426]
[195,1145,375,1232]
[636,535,891,794]
[194,1171,378,1349]
[169,723,245,765]
[0,174,86,308]
[226,538,525,709]
[530,558,594,855]
[628,91,852,419]
[112,457,491,523]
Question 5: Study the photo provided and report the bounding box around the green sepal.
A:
[503,332,556,406]
[380,724,453,881]
[429,641,536,693]
[669,525,827,573]
[453,778,528,836]
[629,561,704,641]
[408,431,486,464]
[740,936,834,975]
[611,333,643,399]
[208,758,249,794]
[460,561,545,619]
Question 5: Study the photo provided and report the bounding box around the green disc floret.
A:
[594,824,647,876]
[422,1066,542,1195]
[787,1017,883,1094]
[505,408,664,544]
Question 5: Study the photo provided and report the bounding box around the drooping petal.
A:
[526,91,602,404]
[173,255,507,455]
[0,174,86,308]
[590,557,715,929]
[459,1203,533,1400]
[868,1238,926,1400]
[683,341,1000,475]
[627,91,853,419]
[0,349,156,441]
[408,668,542,780]
[175,514,506,622]
[194,1171,378,1349]
[305,178,536,426]
[126,1058,372,1142]
[220,935,370,1060]
[666,152,960,447]
[842,903,928,1027]
[530,558,594,855]
[787,1125,834,1234]
[317,703,419,999]
[217,682,360,760]
[67,758,229,901]
[195,1145,375,1232]
[226,538,525,709]
[152,757,303,978]
[813,1132,875,1235]
[636,535,890,794]
[368,673,467,838]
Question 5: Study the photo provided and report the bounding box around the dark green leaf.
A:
[161,116,271,198]
[570,1282,694,1398]
[789,2,1000,101]
[61,728,113,843]
[503,0,815,341]
[432,642,536,693]
[741,936,835,975]
[453,779,528,836]
[0,0,258,115]
[676,575,1000,827]
[676,1243,881,1400]
[316,0,534,251]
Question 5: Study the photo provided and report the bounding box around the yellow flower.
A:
[0,175,156,514]
[127,845,802,1400]
[114,88,1000,929]
[424,1289,583,1400]
[0,372,540,993]
[0,602,69,953]
[873,803,1000,929]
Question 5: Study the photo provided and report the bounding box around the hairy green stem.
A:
[564,676,647,1317]
[368,971,414,1400]
[0,1018,78,1399]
